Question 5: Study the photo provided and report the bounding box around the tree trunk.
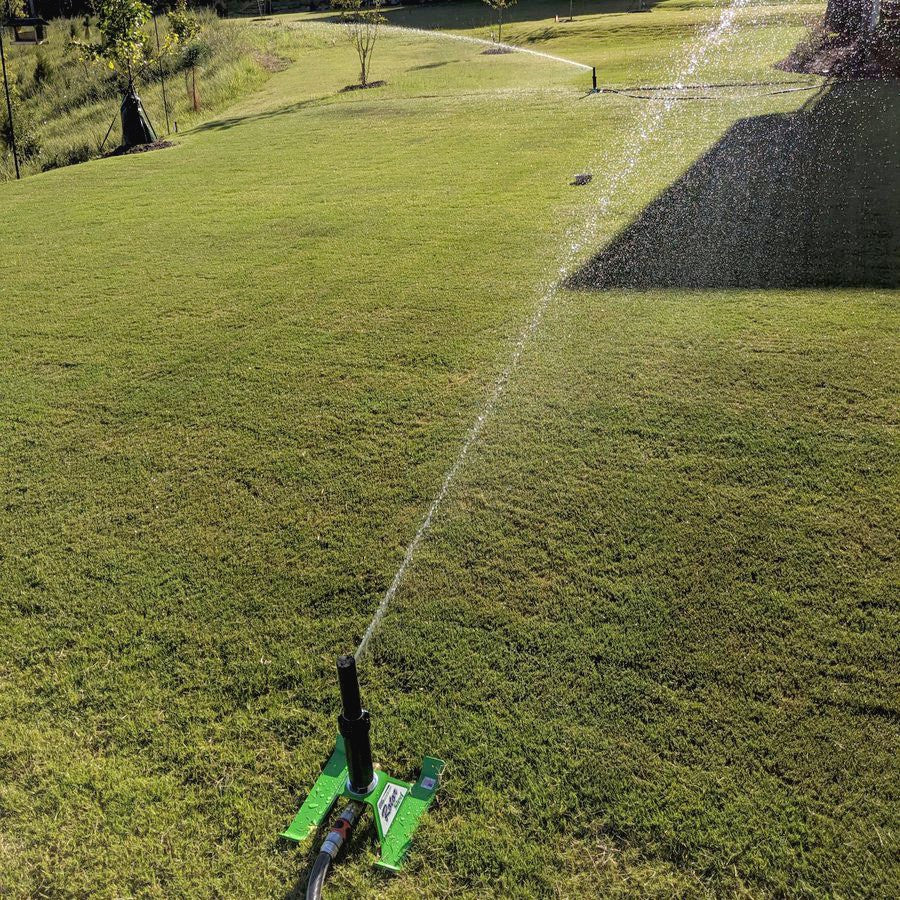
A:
[826,0,875,33]
[498,7,502,44]
[869,0,881,30]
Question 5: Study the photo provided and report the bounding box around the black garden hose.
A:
[305,802,364,900]
[305,851,332,900]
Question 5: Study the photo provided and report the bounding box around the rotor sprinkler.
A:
[336,655,376,795]
[282,656,444,894]
[592,66,598,92]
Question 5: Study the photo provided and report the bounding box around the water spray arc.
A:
[285,1,753,892]
[293,20,596,89]
[352,0,753,667]
[379,22,594,73]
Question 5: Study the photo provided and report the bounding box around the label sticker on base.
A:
[377,783,408,836]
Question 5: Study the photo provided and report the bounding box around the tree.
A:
[482,0,517,45]
[74,0,158,146]
[335,0,384,88]
[77,0,153,83]
[168,0,199,45]
[168,0,203,110]
[1,0,26,23]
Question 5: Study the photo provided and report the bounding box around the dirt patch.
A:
[482,46,514,55]
[253,51,289,73]
[104,140,175,158]
[339,80,387,93]
[778,25,900,78]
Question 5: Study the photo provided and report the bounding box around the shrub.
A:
[33,51,54,86]
[41,142,94,171]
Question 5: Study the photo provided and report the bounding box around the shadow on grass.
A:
[296,0,664,32]
[408,59,457,71]
[192,96,327,132]
[566,82,900,290]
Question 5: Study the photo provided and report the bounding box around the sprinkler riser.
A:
[336,655,376,794]
[338,710,376,795]
[336,655,363,719]
[282,655,444,871]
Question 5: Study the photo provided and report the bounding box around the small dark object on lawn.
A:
[572,173,593,186]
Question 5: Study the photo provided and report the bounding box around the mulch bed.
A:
[105,140,175,158]
[253,51,290,73]
[340,80,387,93]
[778,26,900,78]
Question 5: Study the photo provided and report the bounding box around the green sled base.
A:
[281,736,444,872]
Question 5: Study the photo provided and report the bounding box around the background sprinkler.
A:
[282,655,444,896]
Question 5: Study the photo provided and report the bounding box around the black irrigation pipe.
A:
[763,80,852,95]
[616,78,825,91]
[594,80,848,101]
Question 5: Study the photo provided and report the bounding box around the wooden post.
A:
[153,15,170,134]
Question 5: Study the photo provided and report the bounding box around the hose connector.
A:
[306,802,364,900]
[319,802,363,859]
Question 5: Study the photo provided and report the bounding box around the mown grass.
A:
[0,1,897,897]
[291,0,823,83]
[0,12,315,179]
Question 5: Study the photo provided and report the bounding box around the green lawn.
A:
[1,1,897,897]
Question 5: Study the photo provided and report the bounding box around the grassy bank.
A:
[1,1,897,897]
[0,12,313,179]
